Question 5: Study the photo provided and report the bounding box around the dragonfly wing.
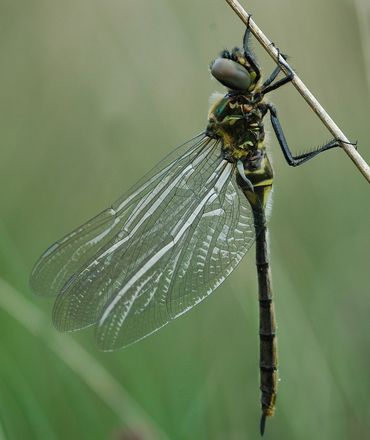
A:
[52,136,230,334]
[32,133,257,350]
[30,133,206,297]
[95,159,256,350]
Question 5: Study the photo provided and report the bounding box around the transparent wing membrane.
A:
[30,133,206,297]
[31,134,256,350]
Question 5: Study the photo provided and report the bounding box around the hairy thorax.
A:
[206,93,273,190]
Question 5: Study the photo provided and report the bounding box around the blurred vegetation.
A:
[0,0,369,439]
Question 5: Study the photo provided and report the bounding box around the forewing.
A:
[95,161,256,350]
[52,136,227,332]
[30,133,206,297]
[31,133,257,351]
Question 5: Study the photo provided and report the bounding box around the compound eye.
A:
[211,58,251,90]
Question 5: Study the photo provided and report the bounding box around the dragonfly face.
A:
[210,46,261,91]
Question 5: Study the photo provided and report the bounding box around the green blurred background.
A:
[0,0,369,439]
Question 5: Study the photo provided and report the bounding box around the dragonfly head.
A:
[210,47,260,92]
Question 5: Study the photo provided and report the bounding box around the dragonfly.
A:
[30,24,344,435]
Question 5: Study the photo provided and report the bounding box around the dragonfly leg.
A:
[267,104,342,166]
[261,45,290,88]
[243,17,261,83]
[261,51,294,95]
[261,65,282,89]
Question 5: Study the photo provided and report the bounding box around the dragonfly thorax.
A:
[206,92,273,194]
[207,93,266,162]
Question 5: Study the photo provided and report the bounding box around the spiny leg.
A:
[243,19,292,94]
[267,104,342,166]
[261,64,282,89]
[243,17,261,83]
[261,46,290,90]
[261,51,294,95]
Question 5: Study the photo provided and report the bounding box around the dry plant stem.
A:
[225,0,370,183]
